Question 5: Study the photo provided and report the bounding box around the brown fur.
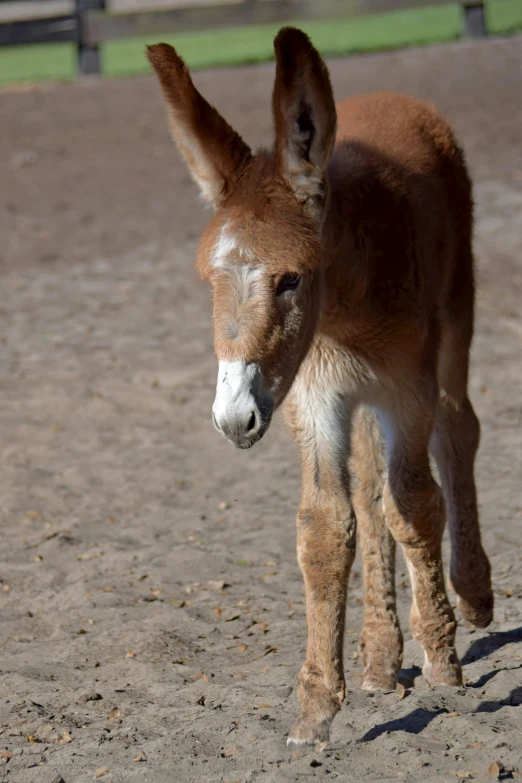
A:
[147,28,493,746]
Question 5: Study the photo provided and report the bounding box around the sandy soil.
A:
[1,35,521,783]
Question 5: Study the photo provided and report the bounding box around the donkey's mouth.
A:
[212,407,273,450]
[235,409,273,449]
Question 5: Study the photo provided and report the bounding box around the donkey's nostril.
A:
[246,411,257,433]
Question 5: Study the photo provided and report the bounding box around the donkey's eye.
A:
[276,273,301,295]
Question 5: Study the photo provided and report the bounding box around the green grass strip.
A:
[104,4,461,76]
[0,40,76,84]
[487,0,522,33]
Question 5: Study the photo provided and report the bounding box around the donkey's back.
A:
[329,91,474,335]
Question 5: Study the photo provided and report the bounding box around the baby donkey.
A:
[147,28,493,746]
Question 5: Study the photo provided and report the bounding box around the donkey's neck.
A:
[318,183,370,343]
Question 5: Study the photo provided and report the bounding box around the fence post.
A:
[462,1,487,37]
[76,0,105,76]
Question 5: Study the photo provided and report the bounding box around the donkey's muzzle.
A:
[212,404,272,449]
[212,360,273,449]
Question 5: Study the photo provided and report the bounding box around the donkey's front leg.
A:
[287,397,356,747]
[352,407,403,692]
[289,492,356,747]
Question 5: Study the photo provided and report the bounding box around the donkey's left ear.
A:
[272,28,337,215]
[147,43,251,207]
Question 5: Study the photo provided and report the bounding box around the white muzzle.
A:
[212,361,273,449]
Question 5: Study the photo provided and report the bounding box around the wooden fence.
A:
[0,0,488,76]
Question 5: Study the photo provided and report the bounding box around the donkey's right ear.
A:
[147,43,251,207]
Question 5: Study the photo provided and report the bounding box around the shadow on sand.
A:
[358,626,522,742]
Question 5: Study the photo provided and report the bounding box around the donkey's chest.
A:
[292,336,382,407]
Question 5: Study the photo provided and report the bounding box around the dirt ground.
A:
[1,34,521,783]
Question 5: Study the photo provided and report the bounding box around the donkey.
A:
[147,28,493,746]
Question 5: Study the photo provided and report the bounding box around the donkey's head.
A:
[148,28,337,448]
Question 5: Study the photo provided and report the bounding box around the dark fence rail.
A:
[0,0,487,77]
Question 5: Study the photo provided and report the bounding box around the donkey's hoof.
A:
[422,655,462,687]
[287,714,330,749]
[457,594,494,629]
[361,668,397,692]
[450,565,494,629]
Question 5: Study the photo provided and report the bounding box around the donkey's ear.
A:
[272,28,337,213]
[147,43,251,207]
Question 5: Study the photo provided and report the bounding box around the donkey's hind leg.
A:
[431,320,493,628]
[352,406,403,691]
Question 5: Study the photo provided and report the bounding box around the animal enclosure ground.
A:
[1,36,522,783]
